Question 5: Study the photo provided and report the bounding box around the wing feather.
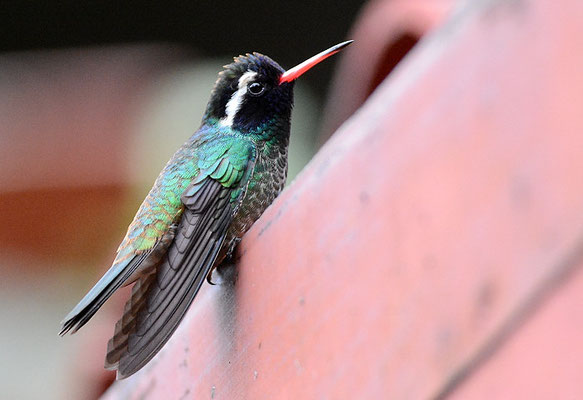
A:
[106,140,256,379]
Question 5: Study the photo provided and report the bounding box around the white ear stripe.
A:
[220,71,257,128]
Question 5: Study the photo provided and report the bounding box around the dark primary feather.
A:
[105,156,255,379]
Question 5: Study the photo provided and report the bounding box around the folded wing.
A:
[106,140,256,379]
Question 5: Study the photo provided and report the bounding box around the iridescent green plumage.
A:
[121,127,256,254]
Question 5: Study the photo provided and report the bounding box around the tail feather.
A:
[59,251,150,336]
[105,273,156,369]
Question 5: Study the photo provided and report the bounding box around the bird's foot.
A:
[207,260,238,286]
[207,238,241,285]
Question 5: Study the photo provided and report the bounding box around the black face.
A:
[204,53,295,132]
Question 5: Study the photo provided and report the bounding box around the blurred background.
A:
[1,0,460,398]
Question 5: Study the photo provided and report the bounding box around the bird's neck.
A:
[251,116,291,149]
[203,115,291,150]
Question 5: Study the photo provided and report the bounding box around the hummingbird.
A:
[60,40,353,379]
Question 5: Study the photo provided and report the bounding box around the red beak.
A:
[279,40,353,84]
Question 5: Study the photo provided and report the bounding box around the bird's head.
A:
[203,41,353,134]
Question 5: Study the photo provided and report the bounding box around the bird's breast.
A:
[226,141,289,244]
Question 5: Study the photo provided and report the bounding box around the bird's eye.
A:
[248,82,265,96]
